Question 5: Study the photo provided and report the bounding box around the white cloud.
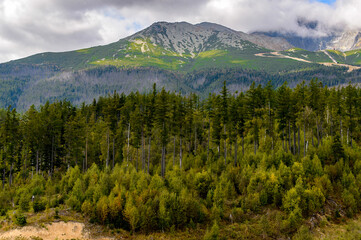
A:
[0,0,360,63]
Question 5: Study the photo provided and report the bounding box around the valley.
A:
[1,21,361,111]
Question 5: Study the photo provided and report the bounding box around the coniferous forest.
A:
[1,79,361,238]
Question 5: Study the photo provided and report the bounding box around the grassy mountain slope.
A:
[9,22,311,73]
[277,48,361,65]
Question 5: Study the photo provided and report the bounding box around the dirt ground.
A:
[0,221,113,240]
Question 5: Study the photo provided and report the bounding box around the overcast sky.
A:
[0,0,360,63]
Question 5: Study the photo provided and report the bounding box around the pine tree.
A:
[220,81,229,164]
[155,88,169,177]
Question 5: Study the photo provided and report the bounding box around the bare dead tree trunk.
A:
[173,136,176,167]
[180,136,182,169]
[304,123,306,157]
[350,126,353,147]
[161,146,165,177]
[242,135,244,156]
[194,126,197,155]
[136,148,138,172]
[9,162,13,188]
[127,123,130,162]
[147,136,151,174]
[51,136,54,176]
[141,130,145,171]
[207,126,210,161]
[39,156,42,175]
[113,137,115,168]
[293,127,296,155]
[289,122,291,152]
[85,135,88,171]
[254,139,257,155]
[24,148,27,174]
[2,169,5,189]
[36,150,39,175]
[320,121,323,146]
[316,120,320,147]
[254,124,257,155]
[224,125,227,164]
[234,137,238,166]
[106,130,110,168]
[340,119,343,141]
[298,126,300,156]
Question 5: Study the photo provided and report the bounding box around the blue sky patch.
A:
[314,0,336,5]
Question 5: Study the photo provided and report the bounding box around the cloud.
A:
[0,0,360,63]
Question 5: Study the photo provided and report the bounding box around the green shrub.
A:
[66,195,81,211]
[342,189,357,217]
[284,207,302,232]
[0,208,6,216]
[292,225,312,240]
[81,200,94,218]
[33,200,46,213]
[14,212,27,226]
[19,193,31,212]
[204,221,220,240]
[54,208,60,219]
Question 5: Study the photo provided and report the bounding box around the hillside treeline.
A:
[0,79,361,238]
[2,63,361,112]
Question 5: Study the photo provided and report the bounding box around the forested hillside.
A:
[1,79,361,239]
[2,62,361,111]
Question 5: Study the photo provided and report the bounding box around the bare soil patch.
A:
[0,221,113,240]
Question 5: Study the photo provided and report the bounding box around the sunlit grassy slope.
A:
[280,48,361,66]
[9,34,361,76]
[10,37,318,73]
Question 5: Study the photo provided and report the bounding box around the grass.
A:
[91,55,186,70]
[197,50,227,58]
[345,49,361,56]
[327,49,344,56]
[230,60,248,64]
[3,204,361,240]
[313,214,361,240]
[282,50,332,63]
[343,49,361,65]
[286,48,306,52]
[10,35,349,73]
[325,50,346,64]
[76,49,90,54]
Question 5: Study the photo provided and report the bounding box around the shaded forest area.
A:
[0,79,361,239]
[2,63,361,112]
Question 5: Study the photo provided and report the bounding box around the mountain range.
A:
[1,21,361,111]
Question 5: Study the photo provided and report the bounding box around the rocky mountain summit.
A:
[127,21,293,53]
[129,21,361,53]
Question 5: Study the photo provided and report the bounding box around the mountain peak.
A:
[149,21,193,28]
[196,22,236,33]
[127,21,294,55]
[128,21,252,55]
